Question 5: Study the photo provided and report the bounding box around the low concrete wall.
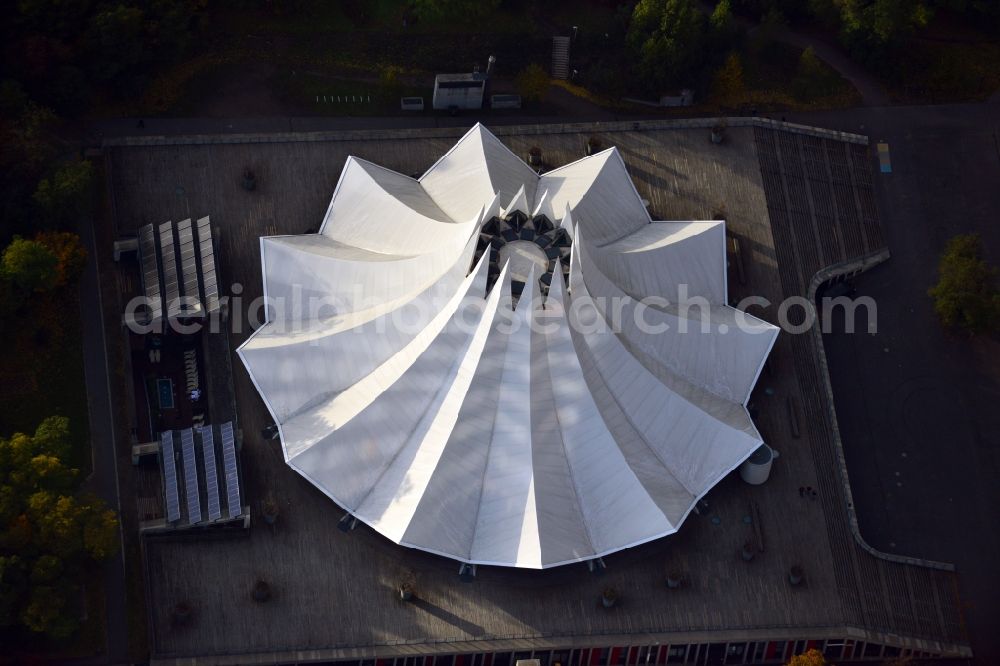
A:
[102,117,869,149]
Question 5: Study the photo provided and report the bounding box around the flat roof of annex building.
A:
[100,119,969,663]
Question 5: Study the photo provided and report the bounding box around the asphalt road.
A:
[794,100,1000,660]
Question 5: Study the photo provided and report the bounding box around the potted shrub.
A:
[586,136,602,156]
[262,497,279,525]
[601,587,618,608]
[399,570,416,601]
[741,539,755,562]
[711,120,727,144]
[242,168,257,191]
[788,565,804,586]
[252,579,272,602]
[665,571,683,589]
[527,146,542,166]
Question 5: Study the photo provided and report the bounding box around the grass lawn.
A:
[883,39,1000,103]
[273,70,429,116]
[727,41,861,111]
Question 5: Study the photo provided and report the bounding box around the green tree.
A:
[1,237,58,292]
[627,0,706,94]
[379,65,402,102]
[30,555,62,583]
[411,0,500,20]
[21,584,77,638]
[792,46,839,100]
[5,102,58,175]
[82,502,119,560]
[837,0,931,59]
[711,52,745,104]
[515,64,550,103]
[0,417,119,638]
[928,233,1000,334]
[710,0,739,47]
[86,4,147,83]
[0,80,29,116]
[15,0,95,38]
[33,160,95,223]
[786,648,826,666]
[35,232,87,288]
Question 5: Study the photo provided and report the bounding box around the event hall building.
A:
[237,124,779,570]
[102,120,970,664]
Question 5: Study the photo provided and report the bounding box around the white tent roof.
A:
[239,124,778,569]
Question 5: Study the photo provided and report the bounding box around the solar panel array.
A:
[199,426,222,521]
[160,431,181,522]
[176,218,203,318]
[197,216,220,313]
[180,428,203,524]
[220,421,241,519]
[159,221,181,319]
[139,224,163,322]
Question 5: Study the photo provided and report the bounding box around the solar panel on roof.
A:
[220,421,241,519]
[196,217,220,313]
[160,431,181,523]
[199,426,222,521]
[139,224,163,322]
[176,219,203,317]
[180,428,202,524]
[159,221,181,319]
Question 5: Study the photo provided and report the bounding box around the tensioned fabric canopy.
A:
[238,124,779,569]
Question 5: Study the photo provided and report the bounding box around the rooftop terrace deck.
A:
[103,120,968,664]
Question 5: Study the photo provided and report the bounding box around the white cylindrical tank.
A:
[740,444,778,485]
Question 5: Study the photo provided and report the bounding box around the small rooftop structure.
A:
[432,72,487,110]
[140,421,247,533]
[136,216,220,329]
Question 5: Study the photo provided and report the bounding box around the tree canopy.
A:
[787,648,827,666]
[33,159,95,224]
[928,233,1000,335]
[627,0,706,94]
[0,417,118,638]
[792,46,841,99]
[515,64,550,103]
[711,52,745,104]
[410,0,501,21]
[837,0,932,58]
[35,231,87,288]
[1,237,58,292]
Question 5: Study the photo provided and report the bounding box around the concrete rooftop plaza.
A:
[104,120,969,664]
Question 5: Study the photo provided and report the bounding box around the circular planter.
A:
[252,580,272,602]
[739,444,777,485]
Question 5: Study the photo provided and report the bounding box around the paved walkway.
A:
[79,219,130,664]
[775,28,890,106]
[789,100,1000,661]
